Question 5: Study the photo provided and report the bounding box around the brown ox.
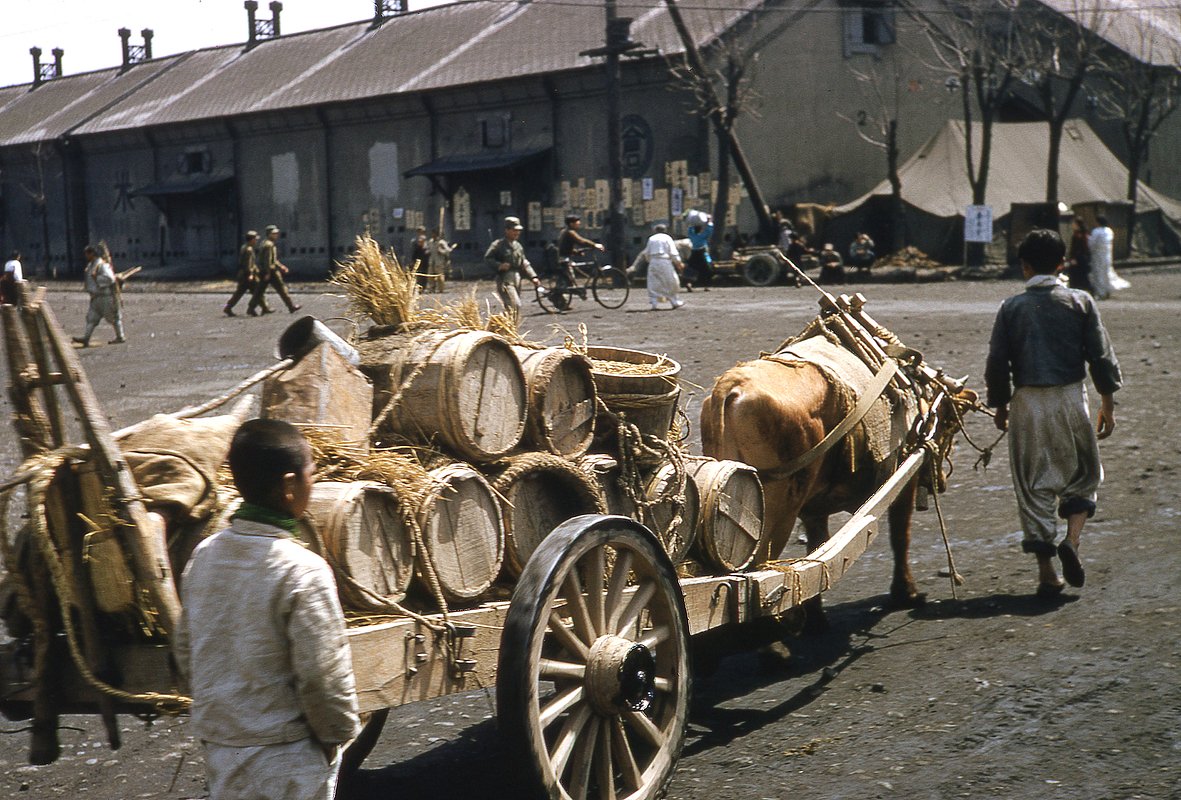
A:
[701,349,927,614]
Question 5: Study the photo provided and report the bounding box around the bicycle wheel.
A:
[538,276,574,313]
[592,267,630,309]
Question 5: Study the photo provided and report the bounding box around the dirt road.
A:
[1,271,1177,799]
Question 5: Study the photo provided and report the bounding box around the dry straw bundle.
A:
[330,235,419,329]
[562,322,675,376]
[302,426,440,503]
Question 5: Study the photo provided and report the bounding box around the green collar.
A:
[232,502,299,534]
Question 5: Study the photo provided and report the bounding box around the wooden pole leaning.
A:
[34,301,183,637]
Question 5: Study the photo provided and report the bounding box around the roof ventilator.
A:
[119,28,153,71]
[372,0,406,29]
[245,1,283,49]
[29,47,63,89]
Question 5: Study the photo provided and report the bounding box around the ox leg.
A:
[887,477,926,607]
[799,513,830,635]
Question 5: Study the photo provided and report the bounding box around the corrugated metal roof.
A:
[1040,0,1181,66]
[3,0,756,144]
[0,58,179,146]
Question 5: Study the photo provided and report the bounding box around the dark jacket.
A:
[985,279,1122,408]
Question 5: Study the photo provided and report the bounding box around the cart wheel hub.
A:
[586,635,656,714]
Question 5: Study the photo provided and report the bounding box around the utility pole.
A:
[582,3,650,271]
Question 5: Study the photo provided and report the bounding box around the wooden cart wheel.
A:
[499,514,691,800]
[339,708,389,777]
[741,253,781,287]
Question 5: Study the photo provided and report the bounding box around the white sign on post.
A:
[964,205,993,243]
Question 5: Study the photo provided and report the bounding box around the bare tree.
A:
[838,59,908,251]
[18,143,58,277]
[664,0,772,245]
[1092,5,1181,239]
[1012,0,1112,211]
[902,0,1020,264]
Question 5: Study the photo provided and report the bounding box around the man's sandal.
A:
[1058,540,1086,588]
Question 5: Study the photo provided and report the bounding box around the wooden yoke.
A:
[33,301,182,636]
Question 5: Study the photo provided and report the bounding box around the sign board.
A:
[641,177,654,201]
[964,205,993,243]
[670,188,684,218]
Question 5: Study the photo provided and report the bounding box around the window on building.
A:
[179,149,210,175]
[843,5,896,56]
[479,114,509,149]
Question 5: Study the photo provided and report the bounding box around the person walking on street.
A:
[1087,215,1130,300]
[985,229,1122,599]
[1,250,24,305]
[410,226,432,290]
[644,222,685,310]
[173,419,361,800]
[73,245,126,346]
[685,210,714,291]
[1065,217,1093,294]
[250,225,301,315]
[224,231,260,316]
[427,228,454,294]
[485,216,540,319]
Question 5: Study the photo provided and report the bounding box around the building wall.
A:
[0,146,72,276]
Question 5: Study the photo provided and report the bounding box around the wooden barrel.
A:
[416,463,504,603]
[512,346,597,458]
[576,454,635,519]
[687,458,765,572]
[306,481,414,608]
[358,330,527,462]
[491,453,607,576]
[584,345,681,448]
[641,461,700,564]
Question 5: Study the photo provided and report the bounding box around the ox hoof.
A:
[889,585,928,609]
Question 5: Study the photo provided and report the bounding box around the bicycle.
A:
[535,248,630,312]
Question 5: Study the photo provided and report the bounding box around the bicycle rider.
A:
[556,215,605,293]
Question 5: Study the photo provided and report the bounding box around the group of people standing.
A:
[1065,215,1131,300]
[410,226,456,295]
[224,226,301,317]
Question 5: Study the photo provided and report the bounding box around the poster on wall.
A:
[686,175,699,200]
[595,179,609,212]
[642,177,654,201]
[653,188,669,223]
[453,188,472,231]
[560,181,571,209]
[527,202,542,232]
[621,179,633,209]
[671,188,684,219]
[500,190,513,207]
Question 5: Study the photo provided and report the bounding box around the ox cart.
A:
[0,289,954,800]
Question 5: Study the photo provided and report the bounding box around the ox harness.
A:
[754,355,899,483]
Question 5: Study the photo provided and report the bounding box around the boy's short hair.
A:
[229,419,311,504]
[1017,228,1066,274]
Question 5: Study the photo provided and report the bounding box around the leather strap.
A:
[757,358,898,483]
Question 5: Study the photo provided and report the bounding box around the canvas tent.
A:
[829,120,1181,263]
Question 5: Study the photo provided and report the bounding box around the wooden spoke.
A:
[562,570,597,647]
[637,624,669,651]
[615,582,655,637]
[597,718,617,800]
[550,703,594,778]
[548,611,590,660]
[653,676,673,693]
[539,658,586,681]
[603,549,633,630]
[624,709,666,749]
[583,544,606,636]
[567,715,600,800]
[611,717,644,790]
[540,685,585,729]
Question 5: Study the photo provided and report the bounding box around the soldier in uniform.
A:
[484,216,540,319]
[224,231,259,317]
[249,224,301,316]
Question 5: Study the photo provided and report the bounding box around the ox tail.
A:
[701,382,744,463]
